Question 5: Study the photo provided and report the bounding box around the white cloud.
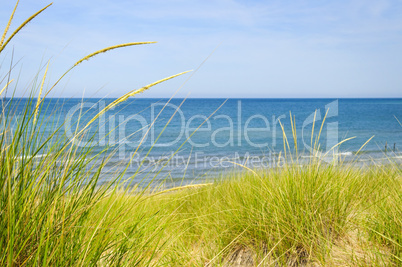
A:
[1,0,402,97]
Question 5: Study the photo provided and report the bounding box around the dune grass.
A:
[1,1,401,266]
[0,1,187,266]
[83,163,400,266]
[2,115,401,266]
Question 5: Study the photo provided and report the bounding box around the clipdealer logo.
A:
[64,100,339,165]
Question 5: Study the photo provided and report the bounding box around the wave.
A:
[301,151,352,158]
[337,151,353,156]
[15,154,50,160]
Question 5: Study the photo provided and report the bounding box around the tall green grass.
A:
[87,163,400,266]
[0,1,187,266]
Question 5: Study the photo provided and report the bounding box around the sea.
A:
[6,98,402,187]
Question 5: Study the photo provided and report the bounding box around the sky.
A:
[1,0,402,98]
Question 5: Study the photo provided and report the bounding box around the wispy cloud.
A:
[1,0,402,97]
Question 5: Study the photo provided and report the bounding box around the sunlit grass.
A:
[0,1,188,266]
[91,163,401,266]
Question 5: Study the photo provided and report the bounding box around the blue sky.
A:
[1,0,402,98]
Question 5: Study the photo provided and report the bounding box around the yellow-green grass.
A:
[86,163,400,266]
[0,2,189,266]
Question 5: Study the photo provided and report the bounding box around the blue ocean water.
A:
[7,98,402,187]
